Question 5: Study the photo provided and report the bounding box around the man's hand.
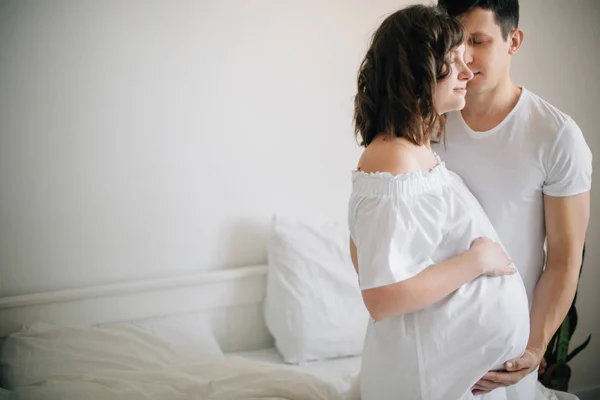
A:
[471,348,544,395]
[538,357,547,376]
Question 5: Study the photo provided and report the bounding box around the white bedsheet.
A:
[9,357,344,400]
[229,347,361,396]
[1,323,344,400]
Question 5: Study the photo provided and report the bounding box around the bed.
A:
[0,262,362,400]
[229,347,361,396]
[0,216,369,399]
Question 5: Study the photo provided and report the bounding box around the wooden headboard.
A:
[0,265,273,352]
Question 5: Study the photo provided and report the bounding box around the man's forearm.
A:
[527,259,581,354]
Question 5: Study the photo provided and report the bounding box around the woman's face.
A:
[434,44,473,115]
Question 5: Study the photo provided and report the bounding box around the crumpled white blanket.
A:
[0,321,343,400]
[8,356,343,400]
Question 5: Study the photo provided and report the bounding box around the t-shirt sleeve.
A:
[543,117,593,197]
[349,194,440,291]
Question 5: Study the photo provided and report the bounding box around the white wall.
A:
[0,0,398,295]
[0,0,598,392]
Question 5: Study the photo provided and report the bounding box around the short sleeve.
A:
[349,194,441,290]
[543,117,593,197]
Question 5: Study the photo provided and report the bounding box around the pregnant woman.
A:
[348,5,530,400]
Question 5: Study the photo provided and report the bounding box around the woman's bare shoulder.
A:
[357,139,421,175]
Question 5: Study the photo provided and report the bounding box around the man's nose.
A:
[464,46,474,65]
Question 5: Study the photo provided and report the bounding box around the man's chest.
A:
[434,134,546,212]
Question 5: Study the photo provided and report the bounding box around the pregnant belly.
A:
[359,274,530,400]
[419,273,530,376]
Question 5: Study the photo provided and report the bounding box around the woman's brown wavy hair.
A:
[353,5,464,147]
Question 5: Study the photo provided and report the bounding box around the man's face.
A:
[460,7,513,94]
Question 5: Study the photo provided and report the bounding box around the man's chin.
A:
[466,84,486,96]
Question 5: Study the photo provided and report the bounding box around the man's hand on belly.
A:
[471,347,543,395]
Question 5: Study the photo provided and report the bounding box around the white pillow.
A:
[264,215,369,364]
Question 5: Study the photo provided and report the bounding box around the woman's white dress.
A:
[348,157,531,400]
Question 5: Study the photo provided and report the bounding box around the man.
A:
[434,0,592,398]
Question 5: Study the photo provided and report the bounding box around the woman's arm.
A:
[350,237,514,321]
[350,237,359,274]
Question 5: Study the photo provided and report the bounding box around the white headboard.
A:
[0,265,274,352]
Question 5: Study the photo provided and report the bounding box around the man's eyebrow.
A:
[469,31,490,37]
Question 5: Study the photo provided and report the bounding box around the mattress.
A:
[228,347,361,397]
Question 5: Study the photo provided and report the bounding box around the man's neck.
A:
[461,79,522,132]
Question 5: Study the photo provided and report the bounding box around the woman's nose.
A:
[459,61,474,81]
[459,65,473,81]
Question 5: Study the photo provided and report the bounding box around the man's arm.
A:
[473,192,590,395]
[528,192,589,356]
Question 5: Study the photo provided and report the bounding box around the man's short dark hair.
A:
[437,0,519,39]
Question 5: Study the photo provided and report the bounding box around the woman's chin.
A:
[440,100,466,114]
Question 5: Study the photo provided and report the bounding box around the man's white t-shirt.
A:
[433,88,592,399]
[433,87,593,306]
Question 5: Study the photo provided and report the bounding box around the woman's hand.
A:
[469,237,516,277]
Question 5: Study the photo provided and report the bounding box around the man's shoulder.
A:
[525,90,591,182]
[520,88,575,135]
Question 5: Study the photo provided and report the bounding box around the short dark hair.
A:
[353,5,464,147]
[437,0,519,39]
